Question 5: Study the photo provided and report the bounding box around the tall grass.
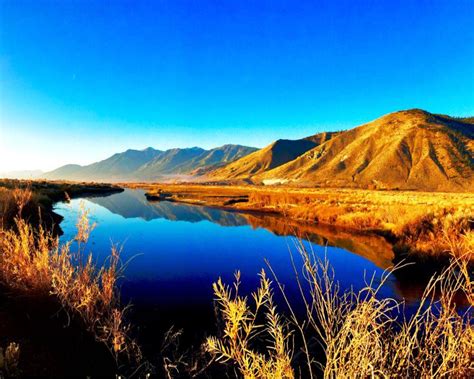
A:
[0,186,33,229]
[207,270,294,378]
[0,190,140,364]
[208,243,473,378]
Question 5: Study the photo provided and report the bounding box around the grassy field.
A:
[134,183,474,262]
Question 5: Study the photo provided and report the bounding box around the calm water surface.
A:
[54,189,407,342]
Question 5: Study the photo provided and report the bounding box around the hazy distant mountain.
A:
[43,145,257,182]
[209,109,473,191]
[0,169,43,179]
[135,144,257,180]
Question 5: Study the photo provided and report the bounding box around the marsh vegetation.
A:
[142,184,474,262]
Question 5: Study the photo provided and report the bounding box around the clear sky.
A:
[1,0,473,171]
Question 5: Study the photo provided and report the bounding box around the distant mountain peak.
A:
[43,144,257,182]
[208,109,473,192]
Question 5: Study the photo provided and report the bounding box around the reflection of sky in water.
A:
[55,190,398,313]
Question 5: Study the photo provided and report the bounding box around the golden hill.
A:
[209,109,474,191]
[208,132,339,181]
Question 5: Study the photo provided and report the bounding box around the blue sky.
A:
[1,0,473,171]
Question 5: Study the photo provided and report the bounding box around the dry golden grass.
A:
[207,270,294,379]
[0,189,140,364]
[0,218,54,293]
[209,241,473,378]
[0,188,52,292]
[0,186,33,229]
[140,184,474,228]
[293,248,472,378]
[396,207,473,260]
[140,183,474,260]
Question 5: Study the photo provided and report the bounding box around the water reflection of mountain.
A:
[87,189,395,271]
[243,214,394,269]
[87,189,249,226]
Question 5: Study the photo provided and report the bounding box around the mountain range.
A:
[207,132,339,180]
[41,109,473,191]
[210,109,474,191]
[43,144,257,182]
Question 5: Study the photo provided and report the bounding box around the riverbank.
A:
[0,179,123,231]
[0,180,130,377]
[135,183,474,263]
